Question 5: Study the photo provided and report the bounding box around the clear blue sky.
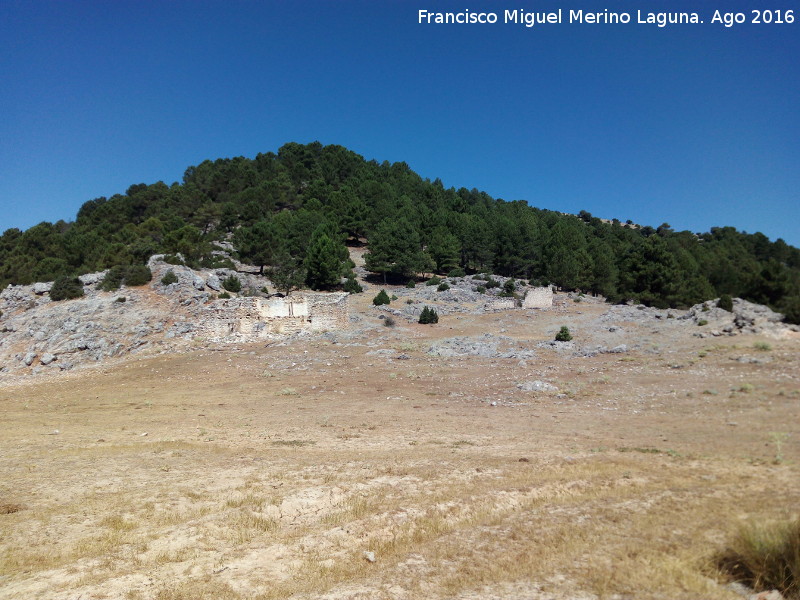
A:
[1,0,798,245]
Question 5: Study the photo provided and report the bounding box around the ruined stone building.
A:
[197,292,348,340]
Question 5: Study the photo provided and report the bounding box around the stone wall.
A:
[198,292,348,340]
[483,297,517,312]
[523,286,553,309]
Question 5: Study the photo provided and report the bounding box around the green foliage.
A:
[161,269,178,285]
[437,283,450,291]
[718,294,733,312]
[383,316,396,328]
[555,326,572,342]
[485,277,500,289]
[405,280,416,288]
[447,267,466,278]
[426,276,442,286]
[418,306,439,324]
[499,278,516,297]
[115,296,126,303]
[222,274,242,293]
[163,254,184,265]
[268,251,305,295]
[697,319,708,326]
[476,285,486,294]
[373,289,391,306]
[718,517,800,599]
[50,276,84,301]
[98,265,152,291]
[0,142,797,318]
[305,223,349,290]
[218,291,231,299]
[343,274,363,293]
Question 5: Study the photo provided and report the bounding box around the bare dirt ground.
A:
[1,292,798,600]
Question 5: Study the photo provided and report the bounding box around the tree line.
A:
[0,141,798,322]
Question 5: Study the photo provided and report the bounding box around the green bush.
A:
[115,296,126,303]
[343,275,363,293]
[447,268,465,278]
[697,319,708,326]
[485,278,500,289]
[405,280,416,288]
[419,306,439,324]
[124,265,152,287]
[50,276,84,301]
[161,269,178,285]
[218,291,231,299]
[426,276,442,286]
[222,274,241,293]
[99,265,152,291]
[163,254,184,265]
[383,316,396,328]
[373,289,391,305]
[437,283,450,292]
[555,326,572,342]
[718,517,800,599]
[476,285,486,294]
[718,294,733,312]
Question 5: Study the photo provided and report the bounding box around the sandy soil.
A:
[1,293,798,600]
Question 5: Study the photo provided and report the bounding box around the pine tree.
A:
[418,306,439,324]
[305,226,343,290]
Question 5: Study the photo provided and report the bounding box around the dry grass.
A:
[0,301,798,599]
[718,517,800,598]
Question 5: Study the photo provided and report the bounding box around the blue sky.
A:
[1,0,798,245]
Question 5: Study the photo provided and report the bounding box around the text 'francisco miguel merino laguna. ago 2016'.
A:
[417,9,706,28]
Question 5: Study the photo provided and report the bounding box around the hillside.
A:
[1,142,799,322]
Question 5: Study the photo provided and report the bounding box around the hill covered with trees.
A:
[1,142,798,322]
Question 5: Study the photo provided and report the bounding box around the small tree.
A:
[222,274,242,293]
[419,306,439,324]
[50,276,84,301]
[269,251,306,296]
[161,269,178,285]
[555,326,572,342]
[373,289,391,306]
[343,274,363,293]
[718,294,733,312]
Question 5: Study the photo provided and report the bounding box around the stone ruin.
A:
[522,286,554,309]
[196,292,349,341]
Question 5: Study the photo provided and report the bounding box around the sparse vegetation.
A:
[383,316,396,328]
[426,276,442,286]
[50,275,84,301]
[718,294,733,312]
[418,306,439,324]
[218,291,231,299]
[437,282,450,292]
[698,319,709,326]
[222,274,241,293]
[718,517,800,598]
[372,289,391,306]
[98,265,152,291]
[753,341,772,351]
[555,326,572,342]
[161,269,178,285]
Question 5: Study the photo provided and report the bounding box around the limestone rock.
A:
[517,380,558,392]
[40,353,56,365]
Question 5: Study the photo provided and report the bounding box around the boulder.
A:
[40,353,56,365]
[33,282,53,295]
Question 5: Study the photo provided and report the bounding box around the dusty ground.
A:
[1,292,798,600]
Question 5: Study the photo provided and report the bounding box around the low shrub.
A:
[373,289,391,306]
[718,294,733,312]
[555,326,572,342]
[447,267,465,278]
[419,306,439,324]
[163,254,184,265]
[485,278,500,289]
[437,283,450,292]
[50,276,84,301]
[218,291,231,299]
[222,274,241,293]
[405,280,416,288]
[753,341,772,352]
[697,319,708,326]
[384,316,396,328]
[343,275,363,293]
[99,265,152,291]
[718,517,800,599]
[161,269,178,285]
[476,285,486,294]
[426,276,442,286]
